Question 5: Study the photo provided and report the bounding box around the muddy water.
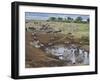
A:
[45,44,89,65]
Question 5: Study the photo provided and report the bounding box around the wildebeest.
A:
[46,31,52,33]
[28,27,36,31]
[53,30,62,33]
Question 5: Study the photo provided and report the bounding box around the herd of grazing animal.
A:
[26,22,62,34]
[45,45,89,65]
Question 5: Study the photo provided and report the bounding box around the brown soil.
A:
[25,32,65,68]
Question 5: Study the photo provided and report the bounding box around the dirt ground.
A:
[25,32,66,68]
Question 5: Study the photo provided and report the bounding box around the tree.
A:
[75,16,83,23]
[49,17,56,21]
[87,18,90,23]
[67,17,73,22]
[57,17,63,21]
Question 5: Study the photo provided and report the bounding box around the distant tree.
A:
[74,16,83,23]
[87,18,90,23]
[57,17,63,21]
[49,17,56,21]
[67,17,73,23]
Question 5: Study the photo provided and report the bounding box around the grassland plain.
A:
[26,20,89,37]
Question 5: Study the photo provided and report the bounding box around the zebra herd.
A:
[45,45,89,65]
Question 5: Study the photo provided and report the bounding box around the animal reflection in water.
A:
[45,44,89,65]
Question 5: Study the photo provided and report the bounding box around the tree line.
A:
[47,16,89,23]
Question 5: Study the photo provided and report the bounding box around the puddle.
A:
[45,44,89,65]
